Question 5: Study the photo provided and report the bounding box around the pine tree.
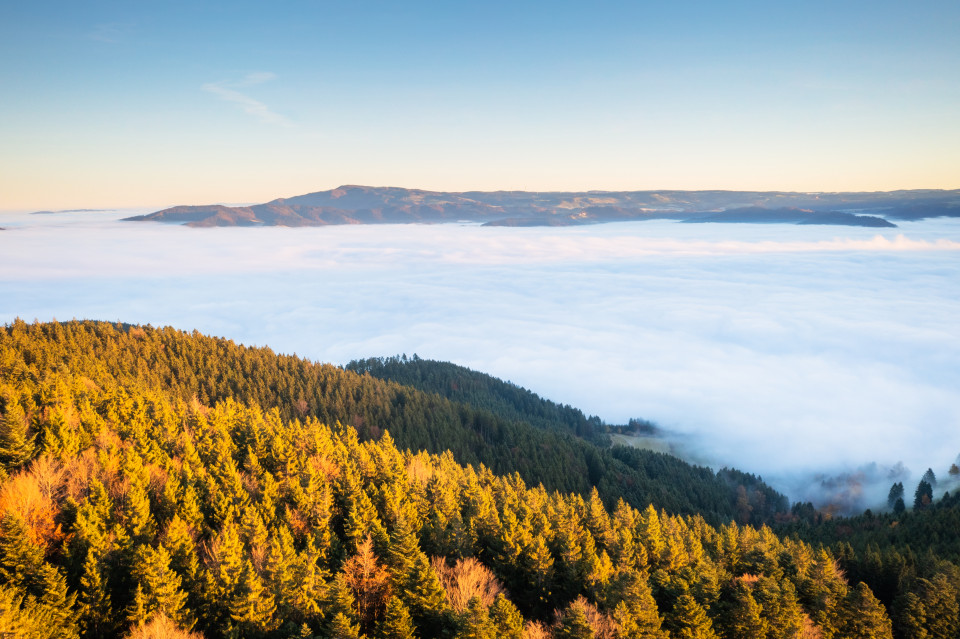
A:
[341,472,388,553]
[229,561,277,635]
[914,480,933,511]
[127,584,149,628]
[128,544,191,629]
[122,454,156,541]
[77,550,115,638]
[326,573,359,623]
[39,406,80,459]
[161,516,200,607]
[803,548,848,638]
[458,596,496,639]
[896,574,959,639]
[387,514,420,586]
[488,594,524,639]
[754,576,804,639]
[0,512,46,593]
[525,533,555,613]
[402,552,448,636]
[725,582,767,639]
[0,510,77,637]
[0,394,34,469]
[639,505,666,568]
[886,483,904,509]
[328,612,362,639]
[554,599,595,639]
[669,594,718,639]
[264,525,299,620]
[608,570,666,639]
[202,520,246,630]
[0,580,78,639]
[379,596,417,639]
[837,582,892,639]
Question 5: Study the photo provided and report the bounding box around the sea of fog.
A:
[2,210,959,510]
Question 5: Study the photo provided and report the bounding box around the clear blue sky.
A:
[2,0,958,209]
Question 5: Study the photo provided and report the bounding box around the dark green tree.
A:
[886,483,904,509]
[914,481,933,511]
[895,574,959,639]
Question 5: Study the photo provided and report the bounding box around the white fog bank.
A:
[2,211,959,503]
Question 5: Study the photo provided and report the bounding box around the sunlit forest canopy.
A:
[0,320,956,638]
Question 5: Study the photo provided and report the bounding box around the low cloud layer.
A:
[2,212,959,505]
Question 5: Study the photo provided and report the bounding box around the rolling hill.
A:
[124,186,960,228]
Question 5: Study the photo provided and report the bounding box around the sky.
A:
[2,0,960,210]
[1,211,959,508]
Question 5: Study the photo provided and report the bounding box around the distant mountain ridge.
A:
[124,185,960,228]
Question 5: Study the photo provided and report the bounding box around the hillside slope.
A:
[123,185,960,227]
[0,319,904,638]
[0,320,784,525]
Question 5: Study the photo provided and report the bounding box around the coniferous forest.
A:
[0,320,958,638]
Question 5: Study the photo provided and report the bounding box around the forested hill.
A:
[347,355,787,526]
[346,356,608,443]
[123,185,960,228]
[0,321,783,526]
[0,319,905,638]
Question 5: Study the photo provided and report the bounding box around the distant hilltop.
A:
[124,185,960,228]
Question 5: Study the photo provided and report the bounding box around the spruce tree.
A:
[129,544,191,629]
[669,594,718,639]
[328,612,362,639]
[895,575,959,639]
[458,596,496,639]
[379,597,417,639]
[77,550,115,638]
[725,582,767,639]
[554,599,595,638]
[639,505,666,567]
[914,480,933,511]
[488,594,524,639]
[387,514,420,586]
[0,394,34,469]
[886,483,904,509]
[0,580,79,639]
[837,582,892,639]
[229,561,277,635]
[608,570,666,639]
[402,552,448,636]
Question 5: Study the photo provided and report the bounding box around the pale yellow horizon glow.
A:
[3,158,958,213]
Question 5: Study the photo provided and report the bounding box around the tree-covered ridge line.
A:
[0,320,785,525]
[345,355,611,444]
[0,341,891,638]
[124,184,960,228]
[347,355,789,526]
